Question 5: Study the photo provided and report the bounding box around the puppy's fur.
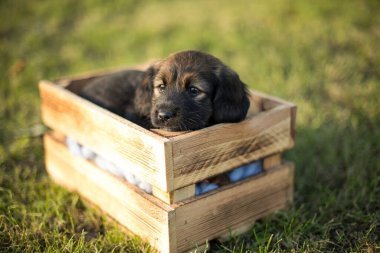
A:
[81,50,250,131]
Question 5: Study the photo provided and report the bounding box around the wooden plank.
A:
[168,210,177,253]
[219,222,255,241]
[43,132,294,252]
[153,184,196,204]
[263,153,282,170]
[151,129,191,138]
[250,89,296,109]
[252,90,297,140]
[151,187,173,205]
[170,105,294,189]
[172,185,196,203]
[44,133,174,253]
[174,163,293,252]
[245,90,263,117]
[39,80,174,192]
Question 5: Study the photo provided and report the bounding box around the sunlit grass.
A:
[1,0,379,252]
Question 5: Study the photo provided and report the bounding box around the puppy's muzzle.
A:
[157,109,177,122]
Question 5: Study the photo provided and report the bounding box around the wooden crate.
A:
[39,65,296,253]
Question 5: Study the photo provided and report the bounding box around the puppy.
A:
[81,50,250,131]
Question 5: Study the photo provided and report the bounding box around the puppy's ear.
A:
[212,66,250,124]
[134,63,160,117]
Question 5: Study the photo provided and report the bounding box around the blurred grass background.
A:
[1,0,380,252]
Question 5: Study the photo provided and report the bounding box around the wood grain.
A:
[153,184,196,204]
[218,222,255,242]
[44,132,294,253]
[44,132,175,253]
[151,129,191,138]
[250,89,296,109]
[40,80,174,191]
[174,163,294,252]
[170,105,294,189]
[263,153,282,170]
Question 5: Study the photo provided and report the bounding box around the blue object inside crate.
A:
[65,135,263,197]
[65,136,153,194]
[195,160,263,196]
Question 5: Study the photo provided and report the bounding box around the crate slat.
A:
[44,132,294,253]
[40,80,173,191]
[263,153,282,170]
[170,105,294,189]
[44,133,175,253]
[153,184,196,205]
[174,163,294,252]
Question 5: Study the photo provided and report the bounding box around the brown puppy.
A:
[81,50,250,131]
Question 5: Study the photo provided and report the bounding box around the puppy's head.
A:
[136,50,250,131]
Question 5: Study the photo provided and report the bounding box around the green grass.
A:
[1,0,380,252]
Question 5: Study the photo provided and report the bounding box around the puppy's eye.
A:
[158,84,166,93]
[188,87,200,97]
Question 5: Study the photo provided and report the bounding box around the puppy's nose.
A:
[158,110,176,121]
